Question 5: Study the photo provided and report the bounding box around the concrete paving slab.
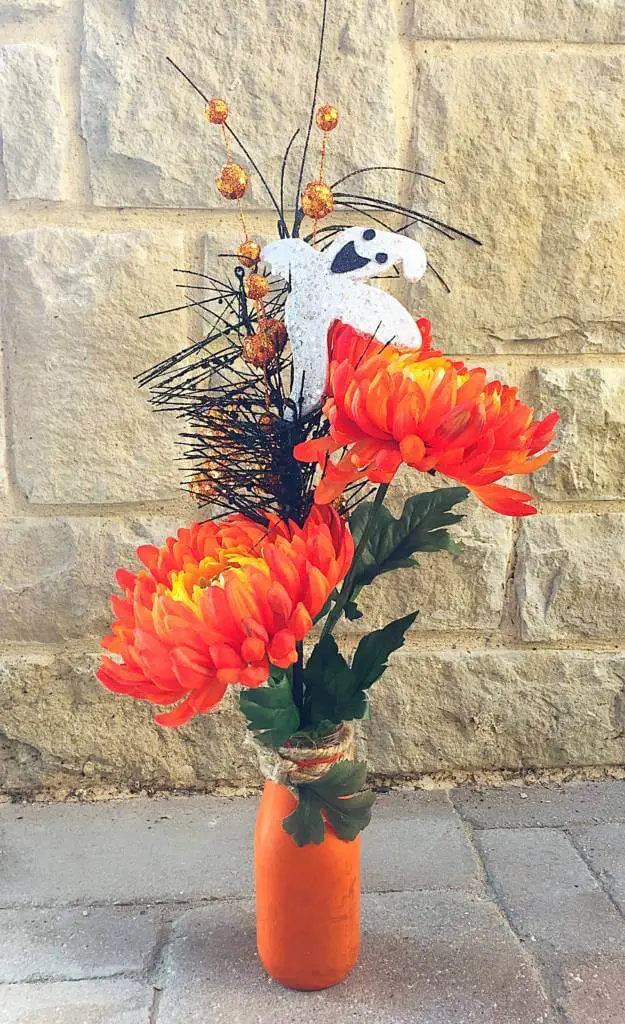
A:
[573,823,625,914]
[0,795,257,907]
[0,978,153,1024]
[362,791,483,893]
[476,828,625,956]
[552,957,625,1024]
[156,894,553,1024]
[0,791,482,910]
[0,905,162,983]
[452,780,625,829]
[1,785,624,1023]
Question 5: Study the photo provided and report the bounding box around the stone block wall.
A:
[0,0,623,796]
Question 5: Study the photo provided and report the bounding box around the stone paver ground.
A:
[1,782,625,1023]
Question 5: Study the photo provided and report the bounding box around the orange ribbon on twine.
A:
[292,752,343,769]
[278,723,355,785]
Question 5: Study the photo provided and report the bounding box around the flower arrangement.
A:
[99,294,557,847]
[98,9,558,855]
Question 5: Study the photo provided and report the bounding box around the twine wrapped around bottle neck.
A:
[249,722,355,786]
[278,723,355,784]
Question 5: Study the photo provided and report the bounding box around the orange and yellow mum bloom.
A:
[97,506,353,726]
[294,321,559,516]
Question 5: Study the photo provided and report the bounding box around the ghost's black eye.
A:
[375,252,388,264]
[362,228,376,240]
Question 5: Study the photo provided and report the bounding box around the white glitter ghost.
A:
[262,226,428,418]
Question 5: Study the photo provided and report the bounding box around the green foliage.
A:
[343,585,364,621]
[301,634,357,728]
[348,486,468,588]
[291,719,343,741]
[344,599,363,621]
[240,487,469,837]
[351,612,419,691]
[282,760,375,846]
[239,671,299,749]
[301,613,417,731]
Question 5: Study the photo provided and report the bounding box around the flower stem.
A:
[292,640,305,713]
[321,483,389,638]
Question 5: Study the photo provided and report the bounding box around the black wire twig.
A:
[292,0,328,237]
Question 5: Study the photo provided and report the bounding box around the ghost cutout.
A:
[262,226,428,418]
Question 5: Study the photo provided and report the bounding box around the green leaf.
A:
[335,612,417,722]
[344,600,363,621]
[283,788,326,845]
[348,487,468,588]
[300,634,358,730]
[300,612,416,730]
[239,672,299,749]
[351,612,418,692]
[344,585,364,621]
[291,719,340,742]
[282,760,375,846]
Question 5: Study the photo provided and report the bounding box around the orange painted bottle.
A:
[254,779,360,990]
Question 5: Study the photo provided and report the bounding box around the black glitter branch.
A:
[292,0,329,238]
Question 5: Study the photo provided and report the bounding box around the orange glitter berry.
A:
[263,318,288,354]
[237,239,262,268]
[245,273,270,299]
[189,471,217,501]
[205,98,229,125]
[316,105,339,132]
[301,181,334,220]
[216,163,248,200]
[242,332,277,368]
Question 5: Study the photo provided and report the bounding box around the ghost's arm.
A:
[330,283,423,349]
[261,238,324,281]
[290,285,423,418]
[284,278,333,418]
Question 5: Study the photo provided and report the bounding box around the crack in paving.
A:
[566,827,625,923]
[148,985,163,1024]
[0,969,144,987]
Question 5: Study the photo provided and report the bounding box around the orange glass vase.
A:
[255,779,361,990]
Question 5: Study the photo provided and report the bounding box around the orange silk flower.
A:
[294,321,559,516]
[97,506,353,726]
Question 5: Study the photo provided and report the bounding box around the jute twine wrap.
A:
[249,722,356,786]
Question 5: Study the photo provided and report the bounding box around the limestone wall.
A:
[1,0,624,797]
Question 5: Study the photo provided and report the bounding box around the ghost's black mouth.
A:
[330,240,370,274]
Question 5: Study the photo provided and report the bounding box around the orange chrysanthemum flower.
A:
[97,506,353,726]
[294,321,559,516]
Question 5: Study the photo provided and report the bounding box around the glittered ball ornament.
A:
[316,105,339,132]
[244,273,270,300]
[216,163,248,200]
[205,98,229,125]
[189,472,217,500]
[263,318,288,355]
[237,239,262,268]
[242,332,277,368]
[301,181,334,220]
